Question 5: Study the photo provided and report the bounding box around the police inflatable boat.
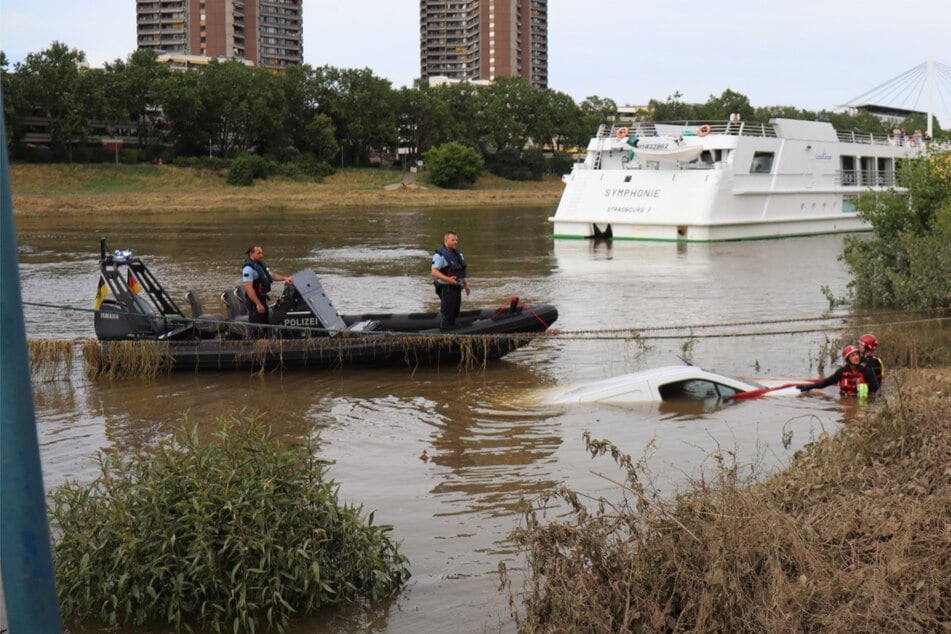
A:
[91,240,558,372]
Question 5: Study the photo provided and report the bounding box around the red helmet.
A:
[842,344,860,359]
[858,334,878,350]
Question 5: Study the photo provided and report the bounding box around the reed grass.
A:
[29,339,74,381]
[83,340,172,379]
[72,332,537,376]
[48,417,410,633]
[503,367,951,632]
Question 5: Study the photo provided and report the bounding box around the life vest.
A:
[839,366,868,397]
[243,258,273,296]
[434,245,467,281]
[862,355,884,382]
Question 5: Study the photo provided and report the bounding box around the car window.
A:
[658,379,742,402]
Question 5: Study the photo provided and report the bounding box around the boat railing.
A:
[838,170,898,187]
[601,121,778,139]
[836,129,904,146]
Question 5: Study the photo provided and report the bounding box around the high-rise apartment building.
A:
[419,0,548,90]
[137,0,302,70]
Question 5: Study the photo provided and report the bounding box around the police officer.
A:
[242,245,293,337]
[431,231,470,331]
[798,345,879,398]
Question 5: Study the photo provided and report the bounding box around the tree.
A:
[841,152,951,309]
[698,89,753,121]
[105,49,170,150]
[395,82,454,158]
[280,63,318,153]
[305,113,339,162]
[315,66,396,165]
[14,42,89,161]
[647,91,695,122]
[477,77,540,151]
[424,142,484,189]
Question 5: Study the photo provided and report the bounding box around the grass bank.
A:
[9,164,565,215]
[505,366,951,632]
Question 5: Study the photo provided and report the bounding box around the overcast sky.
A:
[2,0,949,124]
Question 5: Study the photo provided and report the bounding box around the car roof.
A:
[553,365,761,404]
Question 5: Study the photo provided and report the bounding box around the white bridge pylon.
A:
[841,57,950,138]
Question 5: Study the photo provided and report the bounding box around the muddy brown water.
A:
[13,206,855,632]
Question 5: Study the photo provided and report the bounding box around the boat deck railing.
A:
[836,129,905,146]
[600,121,778,139]
[599,122,910,148]
[838,170,899,187]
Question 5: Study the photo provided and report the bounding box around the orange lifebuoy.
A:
[697,124,712,137]
[616,126,629,139]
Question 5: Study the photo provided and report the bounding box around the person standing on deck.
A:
[431,231,470,331]
[242,245,294,337]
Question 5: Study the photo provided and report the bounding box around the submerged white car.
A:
[552,365,803,404]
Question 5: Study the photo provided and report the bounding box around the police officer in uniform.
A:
[242,245,293,337]
[431,231,470,331]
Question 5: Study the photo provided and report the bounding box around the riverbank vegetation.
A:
[503,365,951,632]
[840,151,951,310]
[48,417,410,633]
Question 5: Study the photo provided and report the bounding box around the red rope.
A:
[523,305,551,330]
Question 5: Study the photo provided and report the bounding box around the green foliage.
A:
[173,155,227,170]
[5,41,947,168]
[842,152,951,309]
[275,157,335,181]
[423,141,484,188]
[48,418,410,633]
[227,153,275,186]
[547,151,576,176]
[487,147,545,180]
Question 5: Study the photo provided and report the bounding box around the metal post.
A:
[0,87,64,632]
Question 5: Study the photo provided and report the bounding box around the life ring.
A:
[616,127,629,139]
[697,124,712,137]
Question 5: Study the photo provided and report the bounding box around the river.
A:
[12,205,854,632]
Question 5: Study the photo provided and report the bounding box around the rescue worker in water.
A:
[858,333,884,384]
[797,344,879,398]
[431,231,470,331]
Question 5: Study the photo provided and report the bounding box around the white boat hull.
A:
[550,118,923,242]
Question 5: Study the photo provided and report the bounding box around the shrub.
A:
[118,148,139,164]
[547,151,575,176]
[49,417,410,633]
[506,376,951,633]
[842,152,951,309]
[423,141,484,189]
[487,147,546,181]
[227,153,273,186]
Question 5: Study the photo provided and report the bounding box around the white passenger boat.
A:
[550,118,926,242]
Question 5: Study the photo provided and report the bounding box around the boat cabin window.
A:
[658,379,742,402]
[750,152,774,174]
